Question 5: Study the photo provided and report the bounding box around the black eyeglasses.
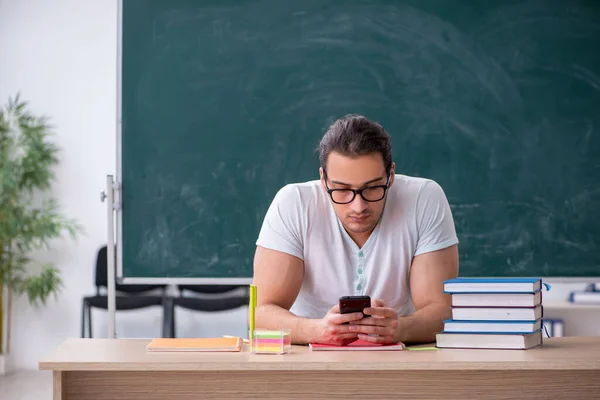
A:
[324,171,391,204]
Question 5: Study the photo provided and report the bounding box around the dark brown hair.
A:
[317,114,392,172]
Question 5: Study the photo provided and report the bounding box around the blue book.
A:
[443,278,542,294]
[443,319,542,334]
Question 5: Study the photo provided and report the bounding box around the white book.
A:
[436,331,543,350]
[451,305,543,321]
[451,291,541,307]
[568,291,600,304]
[443,278,542,293]
[553,320,564,337]
[443,319,542,334]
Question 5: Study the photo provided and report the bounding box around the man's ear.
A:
[319,167,326,191]
[388,162,396,187]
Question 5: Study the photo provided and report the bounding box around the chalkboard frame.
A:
[113,0,600,284]
[114,0,252,284]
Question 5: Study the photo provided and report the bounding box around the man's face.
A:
[320,152,395,238]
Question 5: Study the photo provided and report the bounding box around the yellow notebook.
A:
[146,337,243,352]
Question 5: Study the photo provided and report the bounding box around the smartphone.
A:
[339,295,371,316]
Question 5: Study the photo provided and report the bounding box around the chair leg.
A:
[170,297,176,338]
[88,302,93,338]
[163,297,176,338]
[162,297,172,338]
[171,307,176,338]
[81,300,86,338]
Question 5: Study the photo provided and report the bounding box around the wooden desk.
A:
[39,337,600,400]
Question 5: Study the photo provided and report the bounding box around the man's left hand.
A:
[349,299,400,344]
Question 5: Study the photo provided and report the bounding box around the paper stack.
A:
[435,278,544,350]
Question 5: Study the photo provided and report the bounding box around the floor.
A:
[0,369,52,400]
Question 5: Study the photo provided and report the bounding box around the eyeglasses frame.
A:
[323,170,392,204]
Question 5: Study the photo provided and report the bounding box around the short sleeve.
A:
[255,184,304,260]
[414,180,459,256]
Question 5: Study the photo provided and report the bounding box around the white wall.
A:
[0,0,598,370]
[0,0,247,370]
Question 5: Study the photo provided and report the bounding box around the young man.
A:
[252,115,459,345]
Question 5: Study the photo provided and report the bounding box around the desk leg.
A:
[53,371,64,400]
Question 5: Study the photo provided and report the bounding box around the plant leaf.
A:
[16,264,63,307]
[0,93,81,309]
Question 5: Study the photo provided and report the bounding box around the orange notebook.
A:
[146,337,243,352]
[309,339,405,351]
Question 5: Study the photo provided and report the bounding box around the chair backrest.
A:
[95,246,166,294]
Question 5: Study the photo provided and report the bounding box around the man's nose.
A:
[349,194,368,213]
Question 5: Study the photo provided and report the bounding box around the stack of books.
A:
[436,278,544,350]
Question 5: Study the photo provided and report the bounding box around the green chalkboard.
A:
[119,0,600,280]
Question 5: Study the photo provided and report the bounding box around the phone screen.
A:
[339,295,371,315]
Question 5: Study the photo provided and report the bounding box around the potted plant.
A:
[0,94,82,374]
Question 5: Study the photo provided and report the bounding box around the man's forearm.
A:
[397,302,451,344]
[255,304,317,344]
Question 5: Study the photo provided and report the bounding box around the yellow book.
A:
[146,337,243,352]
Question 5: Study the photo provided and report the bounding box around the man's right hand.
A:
[309,304,365,345]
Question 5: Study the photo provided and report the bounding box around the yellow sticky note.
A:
[407,346,438,351]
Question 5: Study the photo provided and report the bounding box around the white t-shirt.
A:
[255,174,458,319]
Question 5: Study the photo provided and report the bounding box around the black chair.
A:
[164,284,250,338]
[81,246,169,338]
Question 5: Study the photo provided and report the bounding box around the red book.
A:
[309,339,405,351]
